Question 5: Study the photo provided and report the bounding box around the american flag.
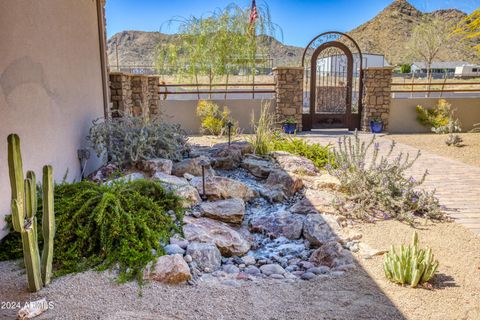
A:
[249,0,258,26]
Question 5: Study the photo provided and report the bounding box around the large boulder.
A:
[264,169,303,198]
[152,172,201,208]
[302,214,339,248]
[190,176,256,202]
[144,254,191,284]
[183,217,251,256]
[271,151,318,176]
[300,173,341,191]
[309,241,354,268]
[213,141,253,155]
[172,156,215,177]
[240,155,275,179]
[200,199,245,224]
[249,211,304,240]
[290,189,336,215]
[186,242,221,272]
[209,145,243,170]
[137,158,173,176]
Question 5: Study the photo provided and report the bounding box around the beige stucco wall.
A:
[389,98,480,133]
[0,0,106,239]
[162,99,274,134]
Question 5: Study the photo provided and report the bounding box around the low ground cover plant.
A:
[384,232,439,288]
[88,115,189,168]
[196,100,238,136]
[327,132,445,223]
[0,179,184,283]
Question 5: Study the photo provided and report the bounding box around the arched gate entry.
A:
[301,32,363,131]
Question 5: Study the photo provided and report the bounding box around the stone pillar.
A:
[362,67,393,131]
[109,72,132,118]
[273,67,304,131]
[148,76,161,118]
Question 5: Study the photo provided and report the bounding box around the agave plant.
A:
[383,232,439,288]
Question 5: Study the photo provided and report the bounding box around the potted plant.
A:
[369,117,383,133]
[282,117,297,134]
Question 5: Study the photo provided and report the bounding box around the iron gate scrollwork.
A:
[301,32,363,131]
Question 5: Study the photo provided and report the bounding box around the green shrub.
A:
[327,132,445,223]
[270,134,333,169]
[399,64,411,73]
[196,100,238,136]
[416,99,461,134]
[384,232,439,288]
[0,179,184,283]
[88,115,189,168]
[249,101,275,156]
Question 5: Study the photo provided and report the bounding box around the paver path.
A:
[300,131,480,236]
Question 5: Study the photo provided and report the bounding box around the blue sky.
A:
[106,0,479,47]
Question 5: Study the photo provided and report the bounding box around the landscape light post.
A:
[199,158,210,201]
[227,121,233,147]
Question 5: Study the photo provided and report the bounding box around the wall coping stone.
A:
[273,66,304,71]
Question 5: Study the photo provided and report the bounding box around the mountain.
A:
[107,0,478,69]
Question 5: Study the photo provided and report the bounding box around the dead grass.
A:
[386,133,480,168]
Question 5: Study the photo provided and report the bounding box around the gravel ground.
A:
[386,133,480,168]
[1,220,479,320]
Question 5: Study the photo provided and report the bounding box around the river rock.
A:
[309,241,354,268]
[186,242,221,272]
[199,199,245,224]
[264,169,303,198]
[152,172,201,208]
[183,217,251,256]
[172,156,215,177]
[302,214,339,248]
[290,189,336,215]
[240,155,275,179]
[164,244,185,256]
[271,151,318,176]
[145,254,192,284]
[137,158,173,176]
[249,211,304,240]
[190,176,256,202]
[259,263,286,276]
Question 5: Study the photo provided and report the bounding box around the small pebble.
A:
[301,272,316,280]
[242,256,256,265]
[308,266,330,275]
[223,264,240,274]
[184,255,193,263]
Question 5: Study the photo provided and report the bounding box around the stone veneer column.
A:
[273,67,304,131]
[362,67,393,131]
[108,73,160,119]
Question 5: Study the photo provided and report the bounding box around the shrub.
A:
[196,100,238,136]
[384,232,439,288]
[88,115,189,168]
[327,132,445,223]
[445,133,463,147]
[249,100,275,156]
[270,134,334,169]
[0,179,184,283]
[416,99,461,134]
[399,64,411,73]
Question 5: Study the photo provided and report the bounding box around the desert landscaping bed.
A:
[386,133,480,168]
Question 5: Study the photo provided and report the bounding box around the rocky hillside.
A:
[107,0,478,68]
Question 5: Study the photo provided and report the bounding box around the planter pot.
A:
[369,121,383,133]
[282,123,297,134]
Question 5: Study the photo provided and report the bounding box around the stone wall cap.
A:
[273,66,304,71]
[364,67,395,70]
[108,72,161,78]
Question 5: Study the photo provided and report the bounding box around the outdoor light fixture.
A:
[227,121,233,147]
[199,158,210,201]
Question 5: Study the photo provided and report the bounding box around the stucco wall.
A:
[389,98,480,133]
[161,99,274,134]
[0,0,105,239]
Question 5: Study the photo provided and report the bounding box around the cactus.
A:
[7,134,55,292]
[383,231,439,288]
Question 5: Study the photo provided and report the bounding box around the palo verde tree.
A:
[454,8,480,56]
[155,2,280,98]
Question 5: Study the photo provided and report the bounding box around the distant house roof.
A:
[412,61,472,69]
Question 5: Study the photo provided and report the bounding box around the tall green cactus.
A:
[7,134,55,292]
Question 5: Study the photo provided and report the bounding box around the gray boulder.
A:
[200,199,245,224]
[186,242,222,272]
[249,211,304,240]
[172,156,215,177]
[190,176,256,202]
[302,214,339,248]
[259,264,286,276]
[152,172,201,208]
[137,158,173,176]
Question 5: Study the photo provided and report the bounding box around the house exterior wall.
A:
[0,0,106,239]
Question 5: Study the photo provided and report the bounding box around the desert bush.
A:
[249,100,275,156]
[445,133,463,147]
[88,116,188,168]
[196,100,238,136]
[384,232,439,288]
[416,99,461,134]
[0,179,184,283]
[270,134,334,169]
[327,132,445,223]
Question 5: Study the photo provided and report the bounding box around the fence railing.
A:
[158,82,276,100]
[391,80,480,98]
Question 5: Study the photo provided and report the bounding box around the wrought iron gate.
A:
[301,32,363,131]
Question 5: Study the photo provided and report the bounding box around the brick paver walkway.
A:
[300,131,480,236]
